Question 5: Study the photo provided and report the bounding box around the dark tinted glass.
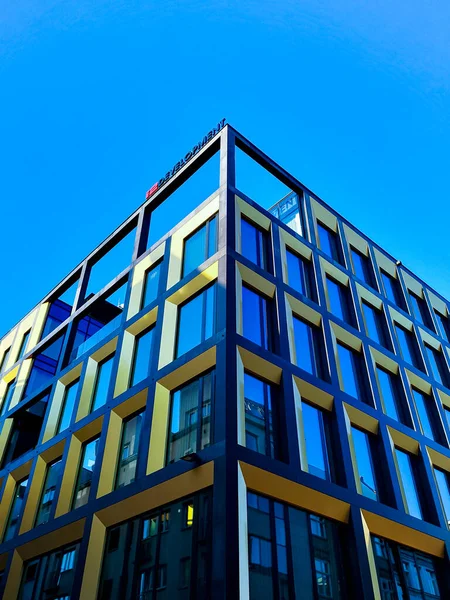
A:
[327,278,354,325]
[317,224,342,263]
[395,325,421,369]
[362,303,389,348]
[242,286,270,350]
[3,478,28,542]
[351,249,373,286]
[116,412,144,488]
[241,218,268,270]
[381,272,404,308]
[337,343,367,401]
[286,250,313,299]
[244,373,277,459]
[410,293,432,329]
[91,356,114,412]
[57,379,79,433]
[35,459,62,526]
[73,437,99,509]
[293,317,326,380]
[131,328,153,387]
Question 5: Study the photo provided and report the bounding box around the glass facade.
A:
[115,412,144,488]
[142,262,161,309]
[57,379,79,434]
[176,284,216,357]
[242,285,271,350]
[131,328,154,387]
[286,250,314,300]
[395,325,423,370]
[182,214,218,277]
[293,317,327,380]
[73,437,99,509]
[395,449,423,519]
[326,277,355,326]
[302,402,331,480]
[35,459,62,526]
[3,478,28,542]
[241,218,269,270]
[352,427,378,501]
[244,373,279,459]
[317,223,342,264]
[381,272,405,309]
[337,343,368,402]
[351,248,374,286]
[362,302,390,349]
[377,368,401,421]
[167,371,213,463]
[91,355,114,412]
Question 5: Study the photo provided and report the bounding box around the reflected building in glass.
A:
[0,123,449,599]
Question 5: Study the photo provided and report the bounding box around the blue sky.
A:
[1,0,449,337]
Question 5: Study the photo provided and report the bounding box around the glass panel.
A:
[176,284,216,358]
[243,286,269,349]
[425,346,447,386]
[395,326,417,367]
[142,262,161,308]
[286,250,307,297]
[183,222,207,277]
[318,224,340,262]
[168,379,200,463]
[57,380,79,434]
[410,294,425,326]
[434,468,450,527]
[413,390,435,441]
[302,403,330,480]
[293,317,314,375]
[91,356,114,412]
[204,284,216,341]
[131,329,153,387]
[241,219,267,269]
[352,428,377,500]
[201,372,213,451]
[73,437,99,509]
[351,249,372,285]
[363,303,388,347]
[35,459,62,526]
[377,368,400,421]
[327,278,353,324]
[1,379,16,416]
[382,272,402,307]
[436,312,450,343]
[337,344,361,400]
[116,412,143,488]
[208,215,218,259]
[244,373,275,458]
[0,347,11,374]
[18,331,31,361]
[3,478,28,542]
[396,449,423,519]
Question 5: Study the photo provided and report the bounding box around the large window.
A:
[326,278,355,326]
[362,302,390,349]
[286,250,315,300]
[293,317,327,380]
[317,223,343,264]
[73,437,99,509]
[425,345,449,388]
[3,478,28,542]
[372,536,443,600]
[337,343,369,403]
[57,379,79,434]
[176,284,216,358]
[412,389,437,441]
[410,293,433,330]
[142,262,161,309]
[1,379,16,416]
[17,330,31,361]
[244,373,279,460]
[98,493,211,600]
[377,368,403,422]
[130,328,154,387]
[435,311,450,343]
[91,355,114,412]
[167,371,214,463]
[351,248,374,287]
[395,325,423,370]
[182,214,218,277]
[381,271,405,309]
[35,459,62,526]
[242,286,271,351]
[241,218,269,270]
[247,492,349,599]
[395,449,423,520]
[351,427,378,501]
[434,468,450,527]
[302,402,332,481]
[115,411,144,489]
[19,543,80,600]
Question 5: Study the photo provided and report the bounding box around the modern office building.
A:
[0,122,449,600]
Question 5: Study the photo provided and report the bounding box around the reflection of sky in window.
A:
[434,468,450,524]
[412,390,435,440]
[303,403,328,480]
[293,318,314,374]
[243,286,266,347]
[363,303,381,345]
[395,449,422,519]
[327,279,345,321]
[352,427,377,499]
[377,368,399,421]
[395,326,414,365]
[244,372,265,405]
[337,344,359,399]
[286,250,307,296]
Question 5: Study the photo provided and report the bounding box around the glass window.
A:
[352,427,378,501]
[412,389,436,441]
[241,218,268,270]
[435,311,450,343]
[381,271,405,309]
[377,368,401,421]
[57,379,79,434]
[242,286,271,350]
[35,459,63,526]
[337,343,368,402]
[410,293,433,330]
[317,223,342,264]
[115,412,144,488]
[444,408,450,433]
[0,346,11,374]
[176,284,216,358]
[167,371,214,463]
[25,333,64,397]
[73,437,99,509]
[362,302,390,349]
[433,468,450,527]
[293,317,327,380]
[326,278,354,326]
[142,262,161,309]
[91,355,114,412]
[395,325,422,370]
[302,403,331,480]
[130,328,154,387]
[351,248,374,286]
[182,214,218,277]
[3,478,28,542]
[395,449,423,519]
[17,330,31,361]
[286,250,314,299]
[1,379,16,416]
[425,345,449,387]
[244,373,278,459]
